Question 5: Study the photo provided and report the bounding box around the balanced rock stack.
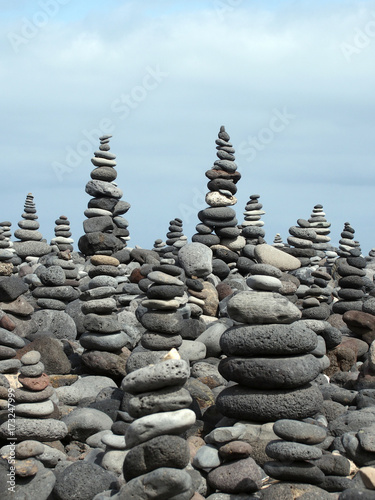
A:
[32,262,79,312]
[119,351,196,499]
[285,218,322,267]
[216,290,324,422]
[80,255,128,375]
[332,247,367,314]
[13,194,51,262]
[0,221,16,275]
[264,419,327,485]
[162,217,187,258]
[138,262,187,352]
[78,135,131,257]
[193,126,241,253]
[50,215,74,252]
[0,351,68,443]
[337,222,361,258]
[299,268,334,320]
[273,233,286,248]
[308,204,332,252]
[240,194,266,246]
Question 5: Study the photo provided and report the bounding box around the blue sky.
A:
[1,0,375,254]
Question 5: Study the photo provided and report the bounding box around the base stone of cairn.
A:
[118,350,196,499]
[216,291,324,422]
[78,135,130,257]
[13,194,51,262]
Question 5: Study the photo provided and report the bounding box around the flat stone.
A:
[0,296,34,316]
[19,361,45,377]
[13,385,54,403]
[62,407,113,440]
[81,297,117,315]
[15,400,54,417]
[140,310,184,334]
[15,440,45,459]
[0,328,26,348]
[125,408,196,448]
[85,180,123,199]
[79,331,128,351]
[266,439,322,461]
[55,375,117,405]
[221,323,318,356]
[18,373,50,391]
[273,419,327,444]
[12,240,51,257]
[216,383,323,422]
[127,386,192,418]
[227,291,302,324]
[0,276,28,301]
[264,460,325,485]
[246,275,282,292]
[0,418,67,441]
[122,358,190,394]
[254,244,301,271]
[219,354,321,389]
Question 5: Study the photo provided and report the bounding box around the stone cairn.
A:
[160,217,187,259]
[299,267,334,321]
[50,215,74,253]
[0,221,16,276]
[285,218,322,268]
[240,194,266,246]
[13,194,51,263]
[192,126,241,267]
[78,135,130,257]
[119,351,196,499]
[337,222,361,258]
[273,233,285,248]
[80,254,127,375]
[216,290,324,423]
[264,419,328,486]
[308,204,338,268]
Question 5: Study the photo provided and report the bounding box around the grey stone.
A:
[0,276,28,301]
[219,354,321,389]
[264,460,325,485]
[27,310,77,341]
[273,419,327,444]
[216,383,324,422]
[227,291,301,324]
[55,375,117,405]
[192,444,221,470]
[178,242,213,278]
[62,407,113,441]
[85,180,123,199]
[207,457,263,494]
[0,328,26,348]
[115,467,194,500]
[127,386,192,418]
[123,434,190,481]
[220,322,318,356]
[266,439,323,461]
[53,462,118,500]
[39,265,66,286]
[0,418,67,441]
[79,331,128,351]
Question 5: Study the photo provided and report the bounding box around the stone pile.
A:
[50,215,74,252]
[79,255,128,377]
[299,268,334,321]
[0,351,68,444]
[78,135,130,256]
[240,194,266,246]
[216,290,324,422]
[338,222,361,258]
[285,218,322,267]
[13,194,51,262]
[264,419,328,486]
[332,248,367,314]
[0,221,17,276]
[193,126,241,260]
[273,233,285,248]
[308,204,333,253]
[118,352,196,499]
[160,217,187,258]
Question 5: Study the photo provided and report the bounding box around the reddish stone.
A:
[341,337,369,358]
[216,283,233,301]
[219,440,253,461]
[18,373,50,391]
[129,268,143,284]
[343,310,375,337]
[325,345,357,378]
[0,314,16,331]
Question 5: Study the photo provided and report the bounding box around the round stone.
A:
[20,351,41,365]
[216,383,324,422]
[39,266,66,286]
[90,166,117,182]
[273,419,327,444]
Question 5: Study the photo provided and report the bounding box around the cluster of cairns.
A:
[1,127,375,499]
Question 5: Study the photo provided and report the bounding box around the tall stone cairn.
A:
[78,135,130,257]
